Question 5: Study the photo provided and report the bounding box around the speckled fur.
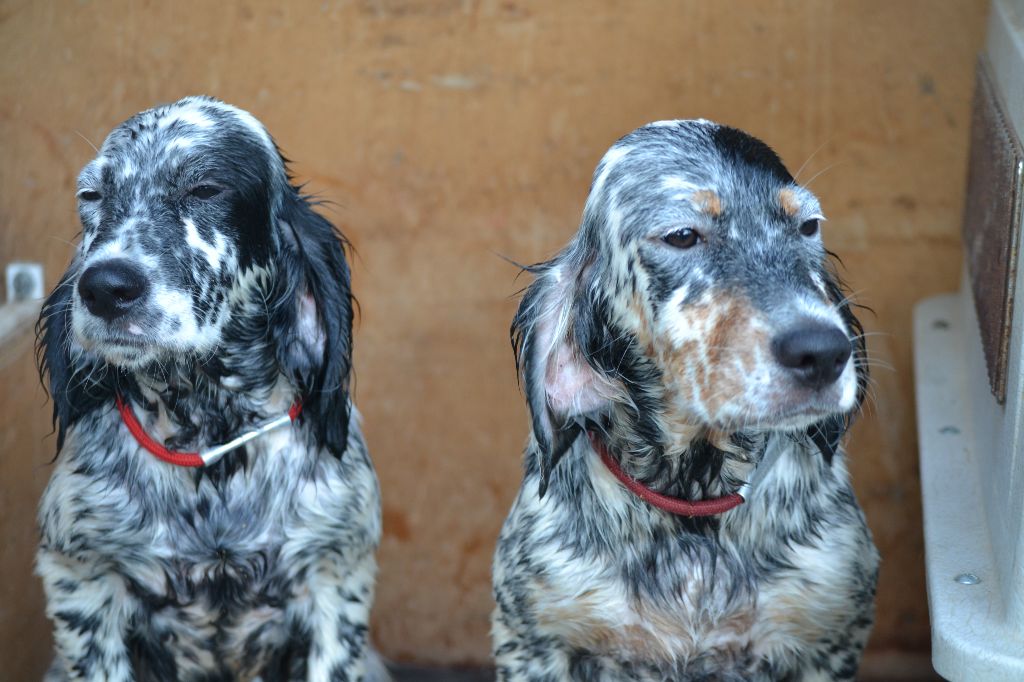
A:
[492,120,878,681]
[36,97,385,682]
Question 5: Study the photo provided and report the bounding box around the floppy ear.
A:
[272,189,353,459]
[512,257,619,495]
[807,258,868,464]
[36,271,109,454]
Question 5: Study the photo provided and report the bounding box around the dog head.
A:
[38,96,354,457]
[513,120,866,489]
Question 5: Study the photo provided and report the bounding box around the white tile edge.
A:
[914,294,1024,681]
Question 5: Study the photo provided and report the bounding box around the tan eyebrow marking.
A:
[691,190,722,217]
[778,188,801,217]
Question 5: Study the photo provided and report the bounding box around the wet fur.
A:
[36,97,385,682]
[492,120,878,681]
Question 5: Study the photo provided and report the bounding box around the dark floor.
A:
[391,666,493,682]
[389,661,943,682]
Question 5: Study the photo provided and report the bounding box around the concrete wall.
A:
[0,0,988,676]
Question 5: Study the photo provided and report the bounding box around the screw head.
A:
[954,573,981,585]
[12,270,33,300]
[5,262,44,303]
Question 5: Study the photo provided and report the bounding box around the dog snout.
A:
[771,322,852,390]
[77,259,150,321]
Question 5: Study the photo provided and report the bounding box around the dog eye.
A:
[190,185,223,200]
[78,190,102,202]
[663,228,702,249]
[799,219,820,237]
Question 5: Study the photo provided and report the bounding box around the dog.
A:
[36,96,386,682]
[492,120,879,681]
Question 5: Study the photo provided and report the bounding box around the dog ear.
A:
[36,271,107,454]
[272,189,353,459]
[807,259,868,464]
[512,257,619,496]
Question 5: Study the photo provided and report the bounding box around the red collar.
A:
[115,395,302,468]
[588,431,746,517]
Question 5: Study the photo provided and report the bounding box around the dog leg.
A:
[790,627,870,682]
[43,658,69,682]
[37,548,134,682]
[302,552,380,682]
[817,633,871,681]
[492,613,573,682]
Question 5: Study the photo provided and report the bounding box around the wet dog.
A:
[493,120,878,681]
[37,97,385,681]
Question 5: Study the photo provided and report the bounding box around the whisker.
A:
[48,235,81,250]
[73,129,100,154]
[802,160,846,188]
[793,138,832,184]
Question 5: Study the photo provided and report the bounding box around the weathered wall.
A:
[0,0,988,676]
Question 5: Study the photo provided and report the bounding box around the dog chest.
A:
[531,553,760,665]
[133,480,337,675]
[523,503,875,672]
[45,428,305,592]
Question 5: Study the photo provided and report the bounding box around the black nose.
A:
[77,259,149,321]
[771,323,852,390]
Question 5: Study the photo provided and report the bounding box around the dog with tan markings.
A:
[492,120,878,681]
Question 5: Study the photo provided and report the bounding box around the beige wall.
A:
[0,0,988,676]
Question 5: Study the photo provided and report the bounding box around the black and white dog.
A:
[36,97,385,681]
[493,121,878,681]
